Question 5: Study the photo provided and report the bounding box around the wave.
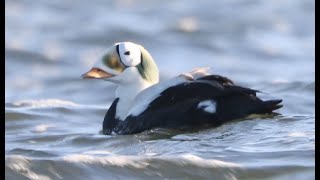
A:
[5,154,314,180]
[253,81,315,94]
[7,99,81,108]
[5,99,107,111]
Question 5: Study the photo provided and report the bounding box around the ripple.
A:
[8,148,58,158]
[5,154,314,180]
[5,48,56,63]
[5,109,44,121]
[5,0,315,179]
[9,99,81,108]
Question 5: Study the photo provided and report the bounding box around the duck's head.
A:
[81,42,159,85]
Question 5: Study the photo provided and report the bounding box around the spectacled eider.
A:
[81,42,283,135]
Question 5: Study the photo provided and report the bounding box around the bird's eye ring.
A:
[124,51,130,55]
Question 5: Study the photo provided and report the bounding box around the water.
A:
[5,0,315,179]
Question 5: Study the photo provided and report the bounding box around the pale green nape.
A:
[137,45,159,84]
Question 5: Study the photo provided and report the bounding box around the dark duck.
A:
[81,42,283,135]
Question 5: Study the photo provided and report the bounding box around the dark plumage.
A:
[102,74,282,135]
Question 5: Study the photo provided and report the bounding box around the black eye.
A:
[96,69,101,72]
[124,51,130,55]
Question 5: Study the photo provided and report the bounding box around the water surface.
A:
[5,0,315,179]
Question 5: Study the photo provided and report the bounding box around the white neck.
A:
[112,67,155,120]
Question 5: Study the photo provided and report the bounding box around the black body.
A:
[103,75,282,135]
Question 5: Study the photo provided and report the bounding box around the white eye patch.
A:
[118,42,142,67]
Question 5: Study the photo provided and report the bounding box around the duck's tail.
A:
[261,99,283,113]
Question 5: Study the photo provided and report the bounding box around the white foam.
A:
[288,132,306,137]
[12,99,81,108]
[6,155,51,180]
[32,124,53,133]
[178,154,241,168]
[63,154,148,169]
[178,17,199,32]
[84,150,114,155]
[63,153,241,169]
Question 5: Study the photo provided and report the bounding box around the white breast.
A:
[114,67,152,120]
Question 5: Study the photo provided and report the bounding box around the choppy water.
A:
[5,0,315,179]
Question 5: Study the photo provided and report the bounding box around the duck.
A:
[81,42,283,135]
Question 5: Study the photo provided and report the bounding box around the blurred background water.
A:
[5,0,315,179]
